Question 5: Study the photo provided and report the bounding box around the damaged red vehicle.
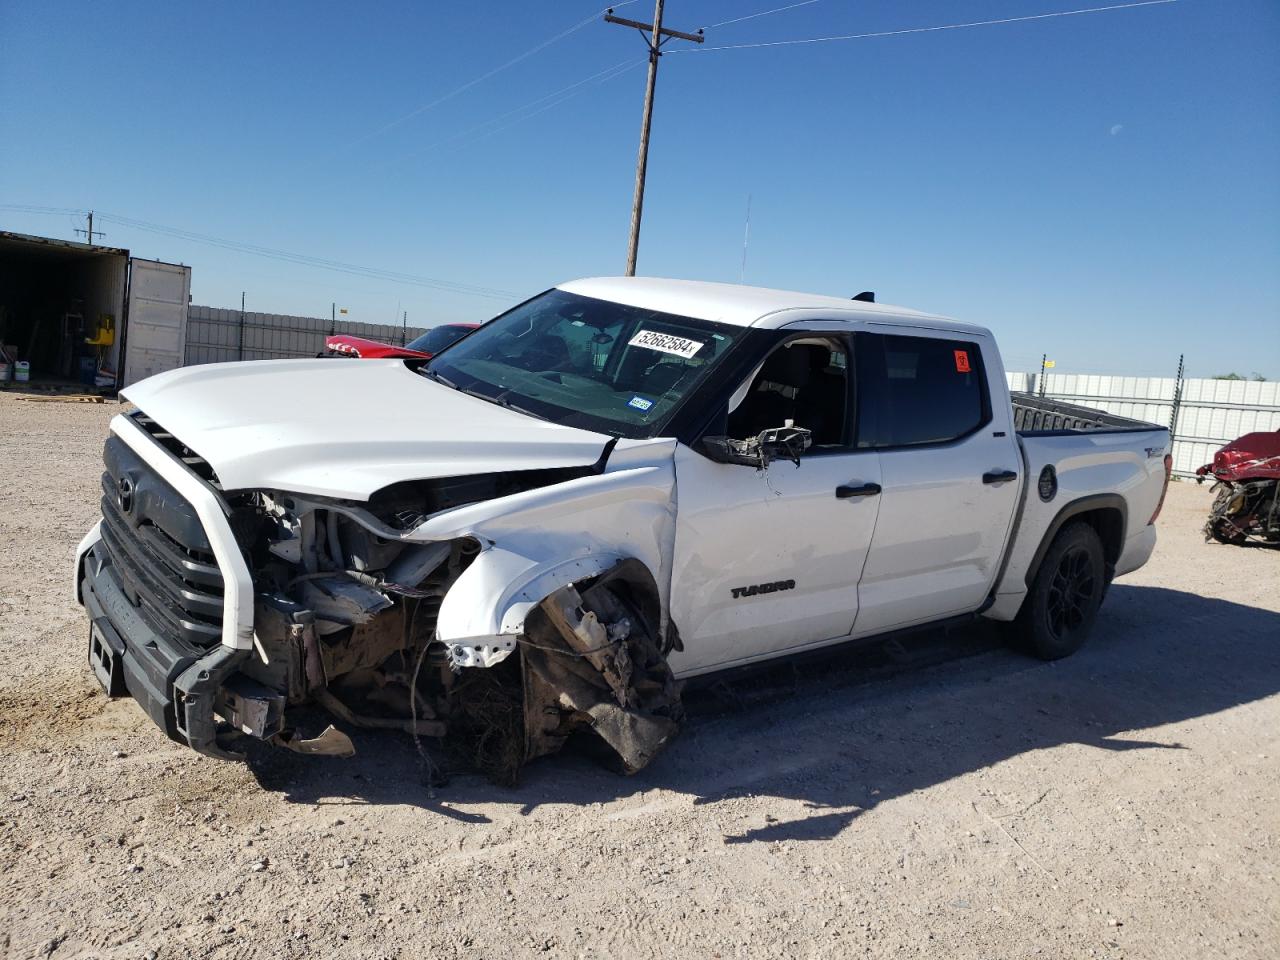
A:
[1196,431,1280,545]
[325,322,479,359]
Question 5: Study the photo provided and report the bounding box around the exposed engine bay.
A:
[225,490,683,783]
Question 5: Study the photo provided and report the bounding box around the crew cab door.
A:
[667,334,882,676]
[850,330,1021,636]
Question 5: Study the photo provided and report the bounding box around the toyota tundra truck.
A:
[74,278,1173,781]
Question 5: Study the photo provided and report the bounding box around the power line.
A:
[0,204,520,300]
[674,0,1178,54]
[1,203,87,218]
[379,56,645,168]
[467,60,646,145]
[93,211,519,299]
[352,0,643,147]
[702,0,828,31]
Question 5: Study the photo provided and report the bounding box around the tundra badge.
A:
[731,580,797,599]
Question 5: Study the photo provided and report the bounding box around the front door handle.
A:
[983,470,1018,484]
[836,482,881,499]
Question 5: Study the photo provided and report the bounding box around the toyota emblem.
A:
[117,475,135,515]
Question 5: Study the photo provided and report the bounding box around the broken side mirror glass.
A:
[699,422,813,469]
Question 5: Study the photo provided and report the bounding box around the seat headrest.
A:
[760,344,820,388]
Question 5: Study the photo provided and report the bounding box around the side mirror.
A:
[699,423,813,468]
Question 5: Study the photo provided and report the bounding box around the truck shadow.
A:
[250,584,1280,841]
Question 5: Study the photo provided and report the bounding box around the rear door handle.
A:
[983,470,1018,484]
[836,482,881,499]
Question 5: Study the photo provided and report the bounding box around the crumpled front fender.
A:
[435,548,632,668]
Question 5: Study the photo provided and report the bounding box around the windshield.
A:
[407,324,473,355]
[423,289,745,438]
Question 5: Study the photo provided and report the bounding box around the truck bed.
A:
[1012,392,1162,435]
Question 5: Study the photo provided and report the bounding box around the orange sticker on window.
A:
[954,349,971,373]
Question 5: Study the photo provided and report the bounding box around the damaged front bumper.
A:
[81,538,254,758]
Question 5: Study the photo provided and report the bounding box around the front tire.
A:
[1015,522,1106,660]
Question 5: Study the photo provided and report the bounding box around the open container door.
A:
[123,259,191,387]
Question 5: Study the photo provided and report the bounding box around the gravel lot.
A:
[1,390,1277,960]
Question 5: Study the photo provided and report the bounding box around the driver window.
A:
[726,337,851,448]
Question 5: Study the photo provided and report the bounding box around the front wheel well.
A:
[576,557,667,653]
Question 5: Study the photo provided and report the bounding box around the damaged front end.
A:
[1196,430,1280,547]
[81,413,682,782]
[238,496,682,781]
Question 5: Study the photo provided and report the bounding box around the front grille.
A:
[97,430,225,652]
[130,411,222,487]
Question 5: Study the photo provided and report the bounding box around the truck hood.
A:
[121,359,615,499]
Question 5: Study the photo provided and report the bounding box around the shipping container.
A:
[0,231,190,391]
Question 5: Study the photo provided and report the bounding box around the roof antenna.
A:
[851,291,875,302]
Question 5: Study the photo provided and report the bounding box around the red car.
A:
[324,322,479,359]
[1196,430,1280,545]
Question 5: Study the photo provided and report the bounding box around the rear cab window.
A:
[854,332,990,447]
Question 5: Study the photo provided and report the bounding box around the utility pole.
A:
[1039,353,1048,397]
[605,3,703,276]
[75,211,103,245]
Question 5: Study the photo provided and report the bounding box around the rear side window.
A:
[855,333,989,447]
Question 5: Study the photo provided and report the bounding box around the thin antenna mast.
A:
[740,193,752,283]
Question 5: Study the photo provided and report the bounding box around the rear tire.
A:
[1014,522,1106,661]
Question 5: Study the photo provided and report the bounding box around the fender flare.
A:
[1023,493,1128,587]
[435,548,658,668]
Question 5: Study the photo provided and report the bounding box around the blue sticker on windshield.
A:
[628,395,654,411]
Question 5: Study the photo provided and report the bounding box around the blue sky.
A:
[2,0,1277,378]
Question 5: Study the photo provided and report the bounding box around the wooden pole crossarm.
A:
[603,12,704,45]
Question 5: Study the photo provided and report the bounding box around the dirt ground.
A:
[0,390,1276,960]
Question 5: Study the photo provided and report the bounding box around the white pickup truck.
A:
[74,278,1172,780]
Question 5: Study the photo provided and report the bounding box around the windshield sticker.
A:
[629,329,705,359]
[954,349,971,373]
[628,395,654,411]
